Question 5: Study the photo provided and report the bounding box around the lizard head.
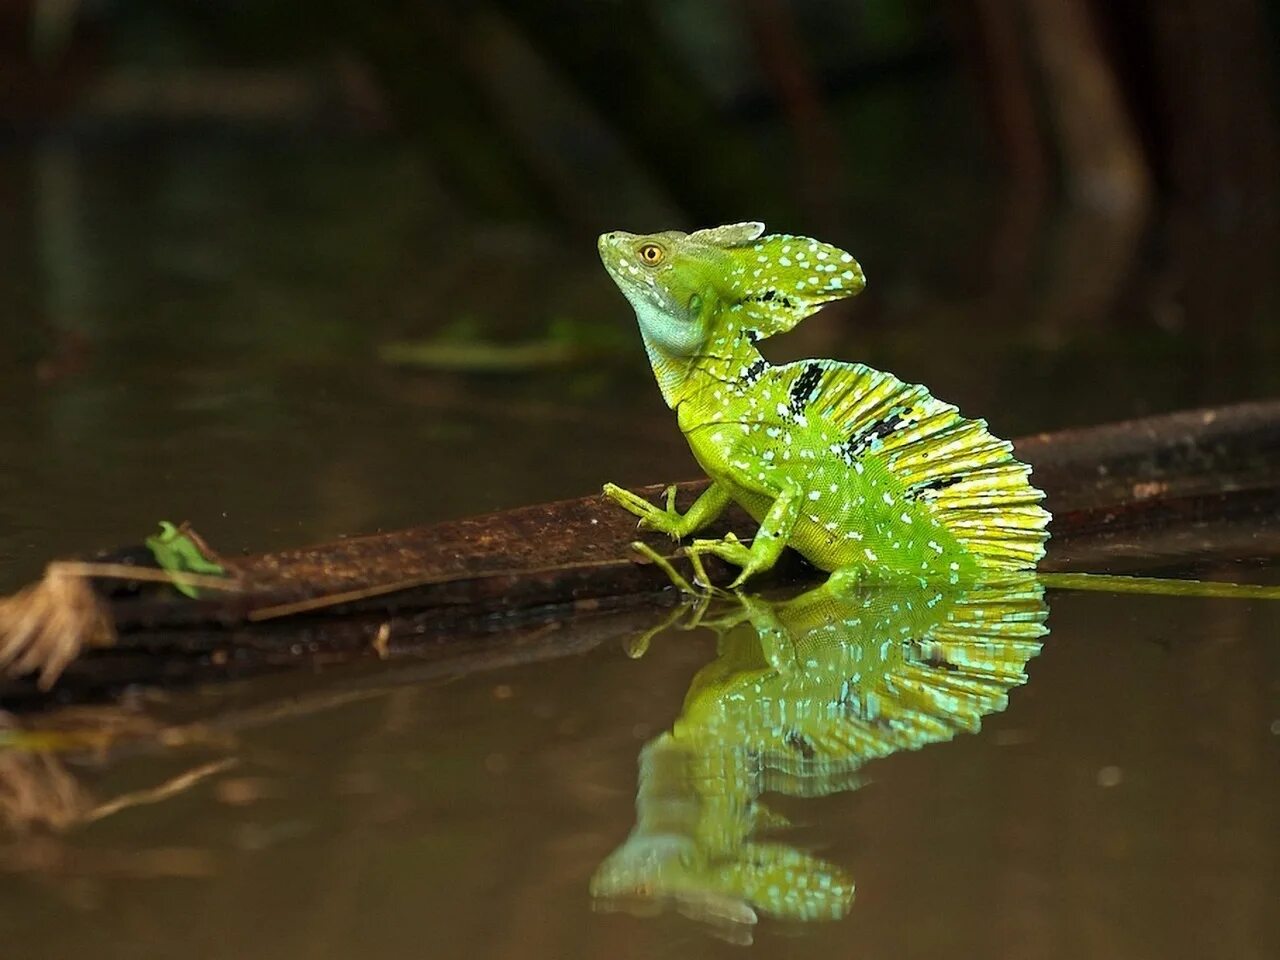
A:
[598,222,866,361]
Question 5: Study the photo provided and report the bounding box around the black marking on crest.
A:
[905,473,965,502]
[788,362,825,415]
[785,730,816,759]
[744,289,795,309]
[916,648,961,671]
[843,410,908,459]
[741,357,768,386]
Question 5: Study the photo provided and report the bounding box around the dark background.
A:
[0,0,1278,575]
[0,9,1278,959]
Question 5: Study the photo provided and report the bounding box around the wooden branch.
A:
[1,399,1278,705]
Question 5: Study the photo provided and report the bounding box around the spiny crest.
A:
[687,221,765,247]
[779,360,1051,573]
[720,231,866,340]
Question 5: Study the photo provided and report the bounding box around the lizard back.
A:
[681,357,1050,583]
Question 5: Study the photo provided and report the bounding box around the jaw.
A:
[598,232,705,406]
[598,236,665,312]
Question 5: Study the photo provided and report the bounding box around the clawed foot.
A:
[602,483,685,538]
[628,540,727,597]
[686,532,761,590]
[627,532,764,598]
[604,483,764,593]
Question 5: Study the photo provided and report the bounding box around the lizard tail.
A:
[809,360,1052,574]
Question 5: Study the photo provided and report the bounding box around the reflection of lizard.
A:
[591,576,1048,935]
[599,222,1050,589]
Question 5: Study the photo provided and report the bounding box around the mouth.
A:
[598,233,650,293]
[597,232,629,266]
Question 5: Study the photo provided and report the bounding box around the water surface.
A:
[0,142,1277,959]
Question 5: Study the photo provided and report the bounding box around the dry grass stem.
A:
[0,561,241,690]
[0,564,116,690]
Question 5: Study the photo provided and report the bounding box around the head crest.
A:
[716,228,866,340]
[688,222,765,247]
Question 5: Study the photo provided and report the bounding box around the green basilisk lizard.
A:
[598,222,1278,599]
[599,221,1046,590]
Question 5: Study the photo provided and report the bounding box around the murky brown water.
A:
[1,143,1278,958]
[0,582,1276,958]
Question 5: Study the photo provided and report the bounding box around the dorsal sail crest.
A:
[769,359,1051,572]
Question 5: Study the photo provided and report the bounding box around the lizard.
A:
[598,221,1050,591]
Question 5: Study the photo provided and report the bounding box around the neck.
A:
[644,323,764,415]
[641,336,695,408]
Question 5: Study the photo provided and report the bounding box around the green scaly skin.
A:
[598,223,1280,603]
[598,222,1050,591]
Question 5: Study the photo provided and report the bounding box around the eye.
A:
[637,243,665,266]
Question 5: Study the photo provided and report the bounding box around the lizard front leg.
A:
[602,480,731,539]
[686,483,801,588]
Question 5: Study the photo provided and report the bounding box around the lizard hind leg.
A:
[686,483,802,589]
[627,540,732,601]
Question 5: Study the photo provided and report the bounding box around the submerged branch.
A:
[0,399,1277,704]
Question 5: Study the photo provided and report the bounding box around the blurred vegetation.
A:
[2,1,1277,386]
[7,1,1274,223]
[0,0,1277,575]
[0,10,1276,955]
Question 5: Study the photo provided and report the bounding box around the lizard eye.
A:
[637,243,665,266]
